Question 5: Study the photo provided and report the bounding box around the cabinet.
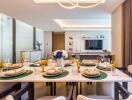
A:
[20,50,42,62]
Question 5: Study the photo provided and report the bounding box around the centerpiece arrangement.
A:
[53,50,68,69]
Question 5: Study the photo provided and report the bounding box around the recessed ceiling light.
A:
[54,19,111,31]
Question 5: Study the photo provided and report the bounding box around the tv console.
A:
[70,52,112,60]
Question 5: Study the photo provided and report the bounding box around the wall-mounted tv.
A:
[85,40,103,50]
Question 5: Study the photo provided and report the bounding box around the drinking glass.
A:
[0,59,4,72]
[111,61,116,75]
[76,60,80,73]
[5,59,11,71]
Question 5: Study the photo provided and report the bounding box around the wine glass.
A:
[5,59,11,71]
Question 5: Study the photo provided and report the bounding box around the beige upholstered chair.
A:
[4,82,73,100]
[77,95,132,100]
[0,83,73,100]
[76,82,132,100]
[36,96,66,100]
[5,95,66,100]
[77,95,113,100]
[36,83,73,100]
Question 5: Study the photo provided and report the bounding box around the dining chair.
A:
[3,82,34,100]
[0,83,21,100]
[4,82,74,100]
[36,82,74,100]
[76,82,132,100]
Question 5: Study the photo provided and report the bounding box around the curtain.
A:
[123,0,132,67]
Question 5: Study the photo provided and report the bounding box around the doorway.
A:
[52,32,65,51]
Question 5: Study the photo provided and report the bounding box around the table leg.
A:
[114,82,119,100]
[76,82,78,95]
[28,82,34,100]
[80,82,82,94]
[50,82,53,96]
[53,82,56,96]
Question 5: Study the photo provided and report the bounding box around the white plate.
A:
[0,69,27,78]
[43,70,65,77]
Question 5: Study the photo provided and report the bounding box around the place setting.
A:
[81,67,107,80]
[64,60,73,67]
[29,59,48,67]
[42,50,69,79]
[0,68,33,80]
[81,60,97,67]
[96,62,112,71]
[43,67,69,79]
[3,63,23,70]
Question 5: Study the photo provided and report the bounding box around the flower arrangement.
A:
[53,50,68,59]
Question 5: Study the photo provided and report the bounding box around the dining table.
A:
[0,65,132,100]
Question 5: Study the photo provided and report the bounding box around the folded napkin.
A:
[83,67,100,76]
[5,69,26,76]
[52,96,66,100]
[0,69,26,77]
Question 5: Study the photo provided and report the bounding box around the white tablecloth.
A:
[0,66,132,82]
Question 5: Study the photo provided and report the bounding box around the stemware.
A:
[5,59,11,71]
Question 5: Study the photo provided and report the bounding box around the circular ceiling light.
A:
[57,0,105,9]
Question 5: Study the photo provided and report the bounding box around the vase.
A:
[57,58,65,69]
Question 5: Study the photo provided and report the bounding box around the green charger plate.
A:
[29,64,40,67]
[3,66,23,70]
[65,64,71,67]
[43,70,69,79]
[81,63,96,67]
[0,70,33,80]
[82,71,107,80]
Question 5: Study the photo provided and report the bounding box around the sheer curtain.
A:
[123,0,132,67]
[0,14,13,62]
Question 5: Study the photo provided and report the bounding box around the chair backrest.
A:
[5,95,14,100]
[52,96,66,100]
[77,95,98,100]
[128,65,132,74]
[77,83,131,100]
[0,83,21,99]
[3,83,30,100]
[125,95,132,100]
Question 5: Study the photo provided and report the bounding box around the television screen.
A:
[85,40,103,50]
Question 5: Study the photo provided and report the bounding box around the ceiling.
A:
[0,0,125,31]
